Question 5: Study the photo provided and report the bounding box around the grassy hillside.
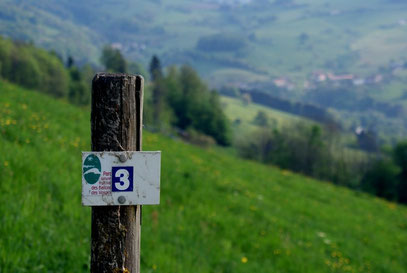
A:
[1,80,407,272]
[221,95,314,133]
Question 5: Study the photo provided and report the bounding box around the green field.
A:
[220,95,313,133]
[1,81,407,272]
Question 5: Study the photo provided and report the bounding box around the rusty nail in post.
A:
[119,154,127,163]
[118,196,126,204]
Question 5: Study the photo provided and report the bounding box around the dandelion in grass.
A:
[241,256,248,263]
[387,202,396,210]
[282,170,290,176]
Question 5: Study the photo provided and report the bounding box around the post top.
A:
[92,73,144,91]
[93,72,143,81]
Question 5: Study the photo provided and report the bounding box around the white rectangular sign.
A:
[82,151,161,206]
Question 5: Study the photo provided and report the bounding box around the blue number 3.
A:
[112,167,133,192]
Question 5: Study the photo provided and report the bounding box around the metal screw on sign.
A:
[119,154,127,163]
[118,196,126,204]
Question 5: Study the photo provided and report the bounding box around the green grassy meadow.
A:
[1,80,407,272]
[220,95,313,133]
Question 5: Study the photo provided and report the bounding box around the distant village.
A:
[272,71,383,91]
[272,60,407,91]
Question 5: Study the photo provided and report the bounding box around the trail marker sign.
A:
[82,151,161,206]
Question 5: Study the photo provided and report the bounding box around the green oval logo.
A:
[83,154,101,184]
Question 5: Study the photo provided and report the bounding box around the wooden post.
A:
[90,73,144,273]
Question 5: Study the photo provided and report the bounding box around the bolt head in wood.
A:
[119,154,127,162]
[118,196,126,204]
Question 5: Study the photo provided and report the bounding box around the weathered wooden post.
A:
[90,73,143,273]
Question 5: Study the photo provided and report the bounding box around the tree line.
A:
[236,122,364,187]
[147,56,230,145]
[361,142,407,203]
[235,113,407,204]
[0,36,95,105]
[0,37,70,99]
[0,37,230,146]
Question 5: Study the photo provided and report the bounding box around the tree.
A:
[241,93,251,106]
[356,129,378,152]
[235,128,276,162]
[34,49,69,98]
[9,46,42,90]
[361,160,400,201]
[175,65,204,129]
[68,66,90,105]
[235,123,339,180]
[253,110,268,127]
[149,55,167,127]
[66,56,74,68]
[69,80,89,105]
[0,37,69,98]
[194,91,230,146]
[100,45,127,73]
[149,55,162,81]
[393,141,407,203]
[163,65,231,145]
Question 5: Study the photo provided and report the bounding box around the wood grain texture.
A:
[90,73,144,273]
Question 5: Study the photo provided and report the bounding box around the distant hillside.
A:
[220,95,314,134]
[3,0,407,142]
[1,80,407,272]
[2,0,407,84]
